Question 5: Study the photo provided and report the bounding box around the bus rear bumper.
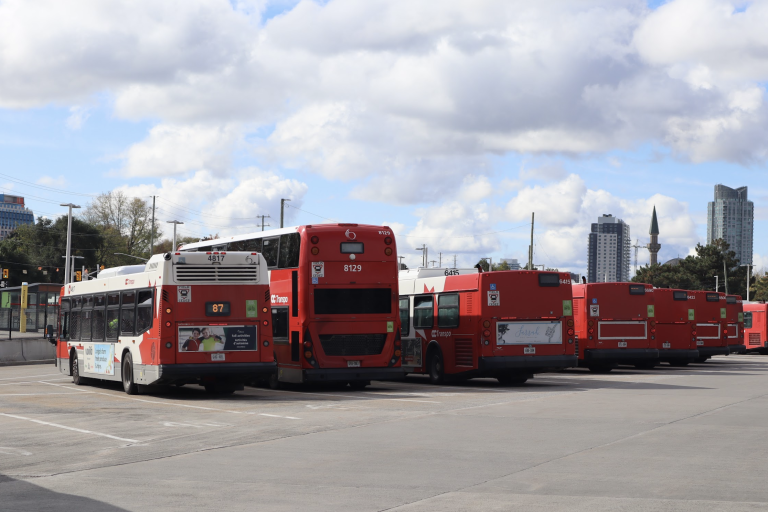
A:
[727,344,746,355]
[155,362,276,384]
[697,346,729,358]
[657,349,699,361]
[478,355,578,371]
[583,349,659,362]
[290,367,407,384]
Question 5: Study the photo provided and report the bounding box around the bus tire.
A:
[587,365,612,373]
[497,373,529,386]
[71,350,85,386]
[695,356,709,363]
[122,353,139,395]
[428,350,444,385]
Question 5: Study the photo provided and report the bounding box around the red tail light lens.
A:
[263,320,269,326]
[651,328,656,334]
[483,330,491,337]
[165,321,171,327]
[692,331,697,336]
[304,340,312,348]
[588,328,594,334]
[384,237,392,245]
[395,340,401,347]
[567,328,574,336]
[311,236,319,244]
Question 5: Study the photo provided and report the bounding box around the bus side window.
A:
[136,289,153,334]
[745,311,753,329]
[414,295,434,329]
[261,237,280,267]
[437,294,459,328]
[106,293,120,340]
[81,295,93,341]
[70,298,81,341]
[399,297,410,336]
[92,295,105,341]
[278,233,301,269]
[271,307,289,343]
[60,298,70,340]
[121,291,136,335]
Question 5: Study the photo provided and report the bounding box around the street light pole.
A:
[166,220,184,250]
[60,203,80,285]
[280,199,291,228]
[742,264,752,301]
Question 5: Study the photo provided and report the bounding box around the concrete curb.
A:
[0,338,56,365]
[0,359,55,367]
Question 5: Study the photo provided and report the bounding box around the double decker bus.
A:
[654,289,698,366]
[398,268,577,385]
[743,302,768,354]
[725,295,746,355]
[571,283,658,372]
[57,252,276,394]
[180,224,404,389]
[690,290,729,362]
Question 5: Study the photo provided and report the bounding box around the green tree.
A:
[751,272,768,302]
[476,259,489,272]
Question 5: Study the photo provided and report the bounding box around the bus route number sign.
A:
[206,302,231,316]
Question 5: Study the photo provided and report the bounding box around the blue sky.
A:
[0,0,765,275]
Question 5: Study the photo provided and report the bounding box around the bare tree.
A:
[83,192,161,261]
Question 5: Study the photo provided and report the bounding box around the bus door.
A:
[399,295,423,372]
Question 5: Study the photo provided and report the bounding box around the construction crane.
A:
[630,239,647,276]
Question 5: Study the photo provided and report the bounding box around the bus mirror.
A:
[46,325,55,344]
[164,253,172,260]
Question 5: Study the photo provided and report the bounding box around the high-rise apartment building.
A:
[587,214,630,283]
[707,184,753,265]
[0,194,34,240]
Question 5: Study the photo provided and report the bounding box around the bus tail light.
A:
[395,339,401,347]
[304,340,312,348]
[650,320,656,327]
[567,328,574,336]
[165,321,171,327]
[567,319,574,327]
[165,342,172,349]
[692,330,697,336]
[384,236,392,245]
[651,328,656,334]
[395,350,401,357]
[165,308,172,314]
[483,330,491,337]
[311,236,319,244]
[304,351,313,359]
[483,320,490,328]
[304,331,318,367]
[588,328,594,335]
[263,320,269,326]
[588,320,594,327]
[311,247,320,255]
[262,307,268,313]
[385,247,393,256]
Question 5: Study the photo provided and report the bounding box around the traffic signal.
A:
[2,269,7,279]
[75,271,82,282]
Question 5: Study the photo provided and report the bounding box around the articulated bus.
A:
[725,295,746,355]
[690,290,729,362]
[57,252,276,394]
[654,289,699,366]
[180,224,404,389]
[398,268,577,385]
[571,283,659,372]
[743,302,768,353]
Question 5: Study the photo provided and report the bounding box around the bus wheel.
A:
[694,356,709,363]
[588,365,612,373]
[497,373,529,386]
[428,351,444,385]
[122,353,139,395]
[71,351,84,385]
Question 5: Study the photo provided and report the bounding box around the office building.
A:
[500,258,521,270]
[0,195,34,240]
[707,184,753,265]
[587,214,630,283]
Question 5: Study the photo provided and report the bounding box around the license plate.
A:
[212,353,225,361]
[663,342,671,349]
[347,360,361,367]
[524,347,535,354]
[618,342,627,348]
[697,340,704,346]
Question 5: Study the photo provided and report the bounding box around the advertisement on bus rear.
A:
[497,321,562,345]
[178,325,258,352]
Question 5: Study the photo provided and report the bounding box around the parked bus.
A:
[743,302,768,354]
[57,252,276,394]
[690,290,729,362]
[653,288,698,366]
[398,268,577,385]
[180,224,404,389]
[725,295,746,355]
[571,283,658,372]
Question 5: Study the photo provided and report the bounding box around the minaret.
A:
[647,205,661,265]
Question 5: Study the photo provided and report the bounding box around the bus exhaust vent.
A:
[173,265,259,283]
[454,339,473,366]
[749,333,761,346]
[319,334,386,356]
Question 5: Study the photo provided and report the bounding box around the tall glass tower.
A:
[707,185,753,265]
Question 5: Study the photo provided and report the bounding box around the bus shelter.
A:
[0,283,61,332]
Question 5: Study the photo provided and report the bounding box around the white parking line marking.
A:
[260,387,440,403]
[0,447,32,456]
[0,392,96,396]
[0,373,60,381]
[0,413,139,443]
[0,378,71,387]
[259,413,301,420]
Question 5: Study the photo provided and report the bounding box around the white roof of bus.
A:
[399,268,480,280]
[179,226,301,251]
[95,264,147,280]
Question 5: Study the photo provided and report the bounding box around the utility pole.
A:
[715,276,719,292]
[60,203,81,285]
[529,212,535,270]
[398,255,405,269]
[258,214,271,231]
[415,245,427,268]
[723,260,729,295]
[630,239,647,277]
[61,255,84,283]
[280,199,291,228]
[746,264,752,301]
[166,220,184,250]
[149,195,156,256]
[438,252,442,268]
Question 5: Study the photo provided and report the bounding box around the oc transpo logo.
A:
[125,279,135,285]
[345,229,356,240]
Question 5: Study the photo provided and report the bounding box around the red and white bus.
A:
[725,295,746,355]
[398,268,577,385]
[180,224,404,389]
[743,302,768,354]
[653,289,698,366]
[690,290,729,362]
[571,283,659,372]
[57,252,276,394]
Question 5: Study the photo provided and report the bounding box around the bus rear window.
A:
[629,284,645,295]
[340,242,364,254]
[673,291,688,301]
[706,293,719,302]
[745,311,753,328]
[261,237,279,267]
[538,273,560,287]
[314,288,391,314]
[726,296,736,304]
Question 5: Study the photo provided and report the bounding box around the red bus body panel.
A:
[690,290,729,359]
[725,295,746,354]
[652,289,698,363]
[743,303,768,353]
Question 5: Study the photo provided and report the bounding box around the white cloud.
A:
[65,106,91,130]
[36,175,67,188]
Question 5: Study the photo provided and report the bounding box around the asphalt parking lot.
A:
[2,356,768,511]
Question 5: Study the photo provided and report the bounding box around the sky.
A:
[0,0,766,275]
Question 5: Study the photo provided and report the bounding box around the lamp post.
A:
[166,220,184,250]
[60,203,80,285]
[741,264,752,301]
